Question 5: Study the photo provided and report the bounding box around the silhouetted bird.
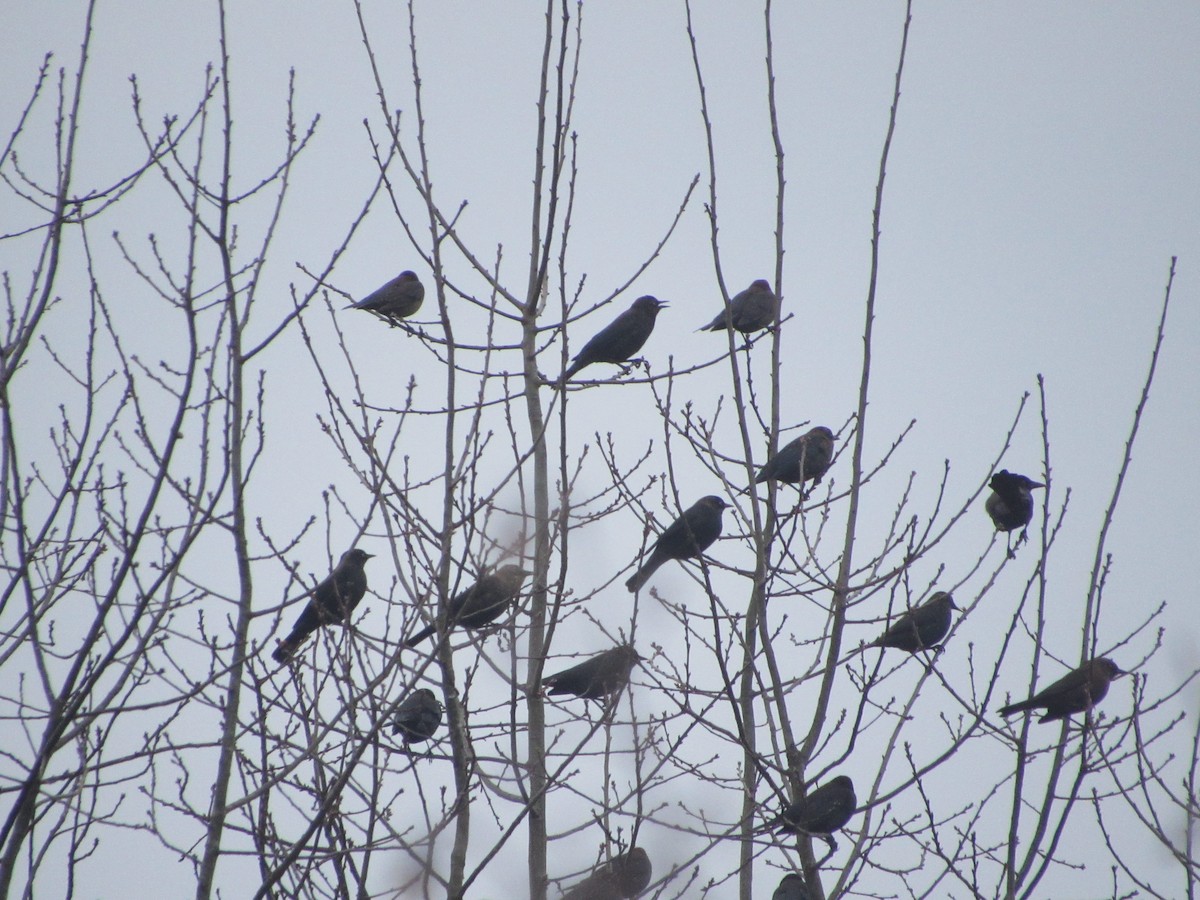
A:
[986,469,1044,556]
[349,270,425,322]
[543,645,641,702]
[271,549,373,664]
[625,495,728,593]
[391,688,443,744]
[772,873,813,900]
[777,775,857,837]
[756,426,836,497]
[561,295,667,383]
[999,657,1123,723]
[562,847,652,900]
[869,591,958,654]
[699,279,778,334]
[403,564,531,648]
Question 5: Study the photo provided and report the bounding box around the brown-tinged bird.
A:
[869,591,958,654]
[562,847,652,900]
[349,270,425,322]
[777,775,857,836]
[755,426,836,495]
[391,688,443,744]
[999,657,1123,722]
[403,564,531,648]
[271,548,373,664]
[561,295,667,383]
[772,873,814,900]
[699,278,779,334]
[625,495,728,593]
[543,645,641,702]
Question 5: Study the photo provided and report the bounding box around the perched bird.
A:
[755,426,836,496]
[403,564,531,648]
[562,847,652,900]
[699,279,779,334]
[999,657,1123,723]
[543,645,641,702]
[625,495,728,593]
[391,688,443,745]
[561,295,667,383]
[348,270,425,322]
[271,548,373,664]
[869,591,958,654]
[777,775,857,837]
[986,469,1045,555]
[772,873,813,900]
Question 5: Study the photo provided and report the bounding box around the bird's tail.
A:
[624,556,663,593]
[558,359,584,387]
[272,636,301,664]
[998,698,1037,717]
[403,625,436,649]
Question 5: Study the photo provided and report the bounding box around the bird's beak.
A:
[1030,481,1046,490]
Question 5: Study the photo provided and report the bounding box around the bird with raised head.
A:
[561,295,667,384]
[625,495,728,593]
[271,548,373,664]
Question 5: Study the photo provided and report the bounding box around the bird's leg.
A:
[813,835,837,868]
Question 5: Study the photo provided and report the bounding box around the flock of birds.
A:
[266,272,1124,897]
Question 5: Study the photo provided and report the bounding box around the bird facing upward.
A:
[403,564,531,648]
[561,295,667,384]
[755,426,836,495]
[543,645,641,702]
[348,270,425,322]
[699,279,779,334]
[271,548,373,664]
[869,591,958,654]
[999,657,1124,722]
[625,495,728,593]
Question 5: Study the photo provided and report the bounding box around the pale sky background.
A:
[3,2,1198,898]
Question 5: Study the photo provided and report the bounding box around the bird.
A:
[625,495,728,593]
[561,295,667,384]
[755,426,836,497]
[869,591,958,654]
[543,645,641,702]
[271,548,373,664]
[699,279,778,334]
[348,270,425,322]
[772,873,814,900]
[777,775,857,837]
[998,657,1123,723]
[391,688,443,744]
[403,564,531,648]
[562,847,652,900]
[986,469,1044,556]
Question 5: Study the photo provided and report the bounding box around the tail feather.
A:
[625,554,664,593]
[404,624,436,649]
[998,698,1037,717]
[272,636,301,664]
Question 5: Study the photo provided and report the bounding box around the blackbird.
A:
[777,775,856,836]
[625,495,728,593]
[699,279,778,334]
[755,426,835,495]
[562,847,652,900]
[271,548,373,663]
[999,657,1123,722]
[562,295,666,383]
[348,270,425,322]
[403,564,531,648]
[543,645,641,701]
[869,591,958,654]
[772,873,813,900]
[391,688,443,744]
[986,469,1044,555]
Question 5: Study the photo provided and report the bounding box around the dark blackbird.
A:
[561,295,667,383]
[403,564,531,648]
[869,591,958,654]
[699,279,779,334]
[391,688,443,744]
[625,495,728,593]
[772,873,813,900]
[543,645,641,701]
[755,426,836,495]
[986,469,1044,556]
[562,847,652,900]
[999,657,1123,723]
[271,548,373,664]
[348,270,425,322]
[778,775,857,836]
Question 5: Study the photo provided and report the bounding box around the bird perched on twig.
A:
[562,847,652,900]
[986,469,1044,556]
[348,270,425,323]
[776,776,857,838]
[869,591,958,654]
[755,426,836,498]
[625,495,728,593]
[561,295,667,384]
[391,688,443,745]
[699,279,778,334]
[772,873,814,900]
[998,657,1123,723]
[403,564,531,648]
[271,549,373,664]
[543,645,641,702]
